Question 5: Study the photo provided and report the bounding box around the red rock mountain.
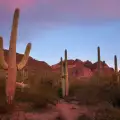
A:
[1,49,114,79]
[0,50,61,86]
[51,59,114,78]
[0,49,52,79]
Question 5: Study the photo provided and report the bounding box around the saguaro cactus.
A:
[60,57,65,97]
[114,55,118,73]
[114,55,119,82]
[60,49,69,97]
[97,46,101,74]
[0,8,31,104]
[64,49,69,96]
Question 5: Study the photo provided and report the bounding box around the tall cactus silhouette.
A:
[64,49,69,96]
[114,55,119,82]
[97,46,101,75]
[60,57,65,97]
[114,55,118,73]
[60,49,69,97]
[0,8,31,104]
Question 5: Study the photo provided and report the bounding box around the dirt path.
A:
[56,100,95,120]
[0,101,95,120]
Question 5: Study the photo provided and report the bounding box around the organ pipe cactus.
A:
[0,8,31,104]
[60,49,69,97]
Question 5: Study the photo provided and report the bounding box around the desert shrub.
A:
[29,84,58,109]
[0,69,60,111]
[57,87,63,98]
[15,77,59,109]
[69,75,120,107]
[94,107,120,120]
[0,78,8,113]
[77,114,92,120]
[69,79,84,95]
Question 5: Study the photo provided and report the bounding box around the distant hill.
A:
[0,50,60,86]
[51,59,114,78]
[3,49,52,71]
[0,49,115,82]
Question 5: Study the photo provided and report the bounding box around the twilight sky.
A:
[0,0,120,68]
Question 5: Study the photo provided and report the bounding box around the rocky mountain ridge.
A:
[1,49,114,79]
[52,59,114,78]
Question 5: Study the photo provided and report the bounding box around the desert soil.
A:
[0,100,96,120]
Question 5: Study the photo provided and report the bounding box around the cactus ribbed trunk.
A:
[97,46,101,76]
[97,46,100,71]
[114,55,118,73]
[60,57,65,97]
[64,49,69,96]
[114,55,119,82]
[6,9,19,104]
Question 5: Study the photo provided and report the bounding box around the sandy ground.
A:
[0,100,95,120]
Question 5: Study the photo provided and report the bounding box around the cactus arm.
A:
[16,82,29,88]
[0,37,8,69]
[17,43,31,70]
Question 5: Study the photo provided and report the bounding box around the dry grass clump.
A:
[69,75,120,107]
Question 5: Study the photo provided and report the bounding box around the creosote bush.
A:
[15,74,59,109]
[94,107,120,120]
[0,70,60,112]
[0,78,8,113]
[77,114,92,120]
[69,75,120,107]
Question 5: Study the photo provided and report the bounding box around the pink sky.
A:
[0,0,120,68]
[0,0,120,19]
[0,0,38,10]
